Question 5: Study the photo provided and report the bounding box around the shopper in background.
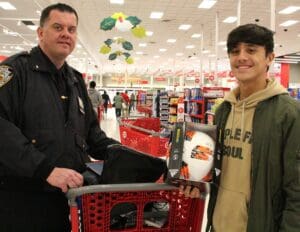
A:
[129,92,135,113]
[121,90,130,117]
[113,92,123,118]
[181,24,300,232]
[88,80,102,114]
[155,89,161,117]
[0,3,119,231]
[102,90,111,114]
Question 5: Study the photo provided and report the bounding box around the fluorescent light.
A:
[186,45,195,49]
[208,54,216,57]
[139,43,147,47]
[167,39,176,43]
[223,16,237,23]
[110,0,124,4]
[136,51,143,55]
[279,6,300,14]
[146,31,153,36]
[284,56,300,59]
[176,53,184,56]
[0,2,16,10]
[178,24,191,30]
[76,44,82,48]
[191,33,201,38]
[159,48,167,52]
[154,55,160,58]
[27,25,38,31]
[198,0,217,9]
[150,11,164,19]
[218,41,226,46]
[202,50,210,54]
[279,20,298,27]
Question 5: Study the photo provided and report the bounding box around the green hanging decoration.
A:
[100,17,116,31]
[122,41,133,51]
[104,39,113,46]
[108,53,117,60]
[126,16,141,27]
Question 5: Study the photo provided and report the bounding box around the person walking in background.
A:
[121,90,130,117]
[87,81,102,114]
[129,92,135,113]
[181,24,300,232]
[102,90,111,115]
[0,3,120,231]
[113,92,123,118]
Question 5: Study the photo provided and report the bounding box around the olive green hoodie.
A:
[212,78,287,232]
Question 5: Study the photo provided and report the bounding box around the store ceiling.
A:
[0,0,300,74]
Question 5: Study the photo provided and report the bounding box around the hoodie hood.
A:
[224,77,287,109]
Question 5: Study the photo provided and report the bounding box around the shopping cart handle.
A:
[66,183,178,205]
[118,119,161,136]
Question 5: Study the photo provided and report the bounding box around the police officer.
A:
[0,3,118,231]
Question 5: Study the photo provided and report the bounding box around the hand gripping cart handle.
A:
[67,183,205,232]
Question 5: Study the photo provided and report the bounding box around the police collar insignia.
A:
[0,65,13,87]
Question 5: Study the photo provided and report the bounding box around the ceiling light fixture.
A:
[150,12,164,19]
[223,16,237,23]
[159,48,167,52]
[0,2,16,10]
[139,43,147,47]
[179,24,191,30]
[167,39,176,43]
[27,25,38,31]
[198,0,217,9]
[191,33,201,38]
[146,31,153,36]
[279,20,298,27]
[186,45,195,49]
[176,53,183,56]
[279,6,300,14]
[110,0,124,5]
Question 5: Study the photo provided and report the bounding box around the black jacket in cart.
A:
[0,46,118,191]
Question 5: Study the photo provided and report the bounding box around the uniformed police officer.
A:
[0,3,118,231]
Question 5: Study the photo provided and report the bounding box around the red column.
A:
[280,63,290,88]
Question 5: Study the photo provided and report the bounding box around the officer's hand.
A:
[179,185,201,198]
[46,167,84,193]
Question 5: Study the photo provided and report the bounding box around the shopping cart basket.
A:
[119,117,169,158]
[67,183,205,232]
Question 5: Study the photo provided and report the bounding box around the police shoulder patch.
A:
[0,65,13,87]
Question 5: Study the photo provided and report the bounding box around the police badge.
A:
[0,65,13,87]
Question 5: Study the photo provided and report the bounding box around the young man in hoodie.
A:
[181,24,300,232]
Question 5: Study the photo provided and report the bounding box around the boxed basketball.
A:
[166,122,216,189]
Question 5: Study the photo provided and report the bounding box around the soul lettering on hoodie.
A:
[223,128,252,159]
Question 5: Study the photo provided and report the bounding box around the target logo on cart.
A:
[122,131,127,139]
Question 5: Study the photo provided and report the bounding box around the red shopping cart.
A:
[119,117,169,158]
[67,183,205,232]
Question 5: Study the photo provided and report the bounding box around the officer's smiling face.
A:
[37,9,77,67]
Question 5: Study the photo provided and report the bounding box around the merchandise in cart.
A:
[67,183,205,232]
[119,117,169,158]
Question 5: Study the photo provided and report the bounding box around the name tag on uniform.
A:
[78,97,85,114]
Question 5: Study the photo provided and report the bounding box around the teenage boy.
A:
[181,24,300,232]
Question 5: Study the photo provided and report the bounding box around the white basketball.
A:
[182,130,215,182]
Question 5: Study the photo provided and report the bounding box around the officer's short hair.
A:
[89,81,96,89]
[40,3,78,27]
[227,24,274,56]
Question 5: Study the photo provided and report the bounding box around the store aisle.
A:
[99,107,121,141]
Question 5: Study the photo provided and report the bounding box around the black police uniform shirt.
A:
[0,46,117,189]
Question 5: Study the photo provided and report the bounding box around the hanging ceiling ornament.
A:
[100,12,146,38]
[99,37,134,64]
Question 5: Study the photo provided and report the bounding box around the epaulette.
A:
[1,51,30,64]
